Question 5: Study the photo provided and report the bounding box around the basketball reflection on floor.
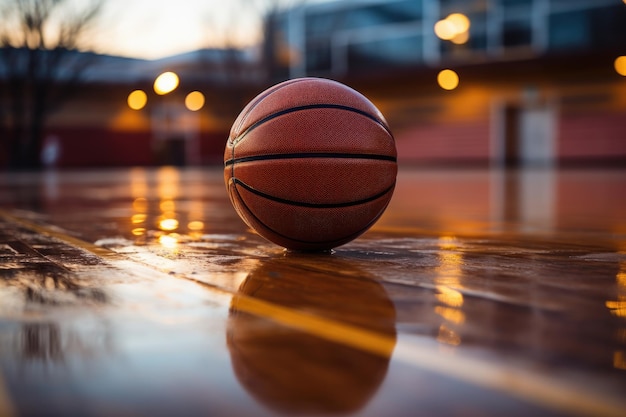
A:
[227,253,396,414]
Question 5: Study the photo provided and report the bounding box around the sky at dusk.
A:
[92,0,310,59]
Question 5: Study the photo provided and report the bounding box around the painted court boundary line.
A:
[1,210,625,417]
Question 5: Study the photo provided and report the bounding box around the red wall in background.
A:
[394,120,491,165]
[47,128,152,167]
[558,111,626,163]
[201,131,229,164]
[39,109,626,168]
[43,128,229,167]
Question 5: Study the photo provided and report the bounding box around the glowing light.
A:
[447,13,470,34]
[606,300,626,318]
[436,285,464,307]
[435,306,466,325]
[434,19,457,40]
[157,166,180,199]
[160,200,176,212]
[130,168,148,198]
[131,227,146,236]
[159,218,179,231]
[438,235,458,250]
[451,30,470,45]
[127,90,147,110]
[185,91,205,111]
[188,220,204,231]
[615,56,626,77]
[154,71,179,95]
[133,197,148,212]
[159,234,179,249]
[437,324,461,346]
[131,213,147,224]
[438,69,460,90]
[434,13,470,43]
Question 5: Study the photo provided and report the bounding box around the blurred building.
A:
[0,48,259,168]
[265,0,626,166]
[2,0,625,168]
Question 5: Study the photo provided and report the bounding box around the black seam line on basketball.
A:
[231,181,393,247]
[233,78,308,135]
[224,153,397,167]
[230,103,393,146]
[231,178,395,209]
[276,196,393,246]
[234,185,327,247]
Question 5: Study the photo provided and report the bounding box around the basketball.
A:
[224,77,397,251]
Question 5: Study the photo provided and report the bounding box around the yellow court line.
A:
[0,209,118,417]
[1,210,625,417]
[232,294,626,417]
[231,294,396,358]
[0,210,120,259]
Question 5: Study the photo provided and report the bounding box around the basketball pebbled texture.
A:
[224,77,397,251]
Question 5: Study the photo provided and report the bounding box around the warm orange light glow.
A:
[438,236,458,250]
[437,324,461,346]
[159,218,179,231]
[132,227,146,236]
[615,56,626,77]
[447,13,470,34]
[130,169,148,198]
[133,197,148,212]
[435,13,470,43]
[131,213,147,224]
[434,19,457,40]
[185,91,205,111]
[160,200,176,212]
[606,300,626,318]
[159,234,179,248]
[154,71,179,95]
[436,285,464,307]
[438,69,460,90]
[435,306,466,324]
[451,30,470,45]
[188,220,204,231]
[157,167,180,199]
[127,90,147,110]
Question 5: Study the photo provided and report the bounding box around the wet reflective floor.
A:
[0,166,625,417]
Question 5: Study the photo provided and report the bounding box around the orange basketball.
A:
[224,77,397,251]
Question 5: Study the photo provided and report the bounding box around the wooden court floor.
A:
[0,166,625,416]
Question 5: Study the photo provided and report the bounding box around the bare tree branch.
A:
[0,0,103,169]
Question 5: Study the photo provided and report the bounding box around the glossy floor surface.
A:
[0,167,625,417]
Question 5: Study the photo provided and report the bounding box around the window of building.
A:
[302,0,424,75]
[343,1,423,30]
[347,34,423,71]
[501,0,533,48]
[548,10,590,50]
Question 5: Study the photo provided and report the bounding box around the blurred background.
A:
[1,0,625,170]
